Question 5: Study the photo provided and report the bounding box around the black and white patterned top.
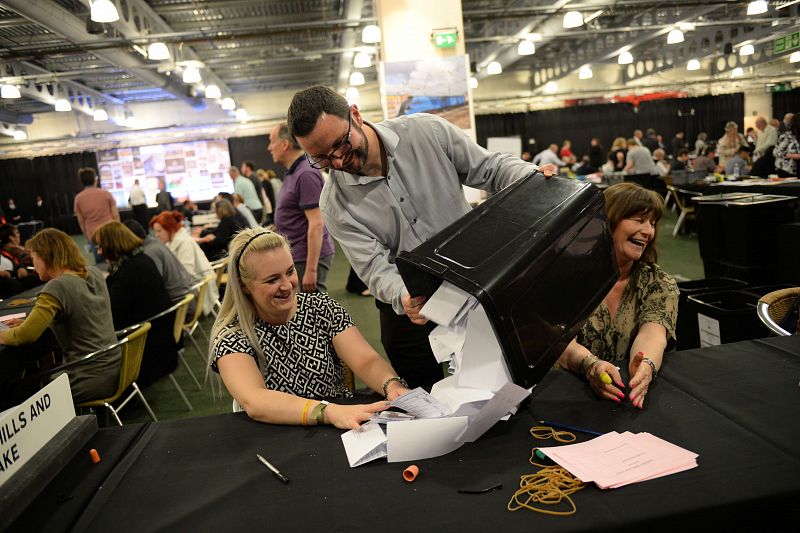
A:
[211,292,355,399]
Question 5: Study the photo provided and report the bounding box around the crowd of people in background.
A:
[528,111,799,179]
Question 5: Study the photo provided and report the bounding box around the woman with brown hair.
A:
[150,210,218,315]
[93,221,178,387]
[0,228,119,405]
[558,182,678,409]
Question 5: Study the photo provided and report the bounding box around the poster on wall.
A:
[381,55,472,131]
[96,139,233,208]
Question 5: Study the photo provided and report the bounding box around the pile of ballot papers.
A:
[341,281,532,468]
[536,432,699,489]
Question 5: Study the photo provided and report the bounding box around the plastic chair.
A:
[757,287,800,336]
[185,274,214,382]
[37,322,155,426]
[209,257,228,317]
[143,293,199,409]
[667,185,701,237]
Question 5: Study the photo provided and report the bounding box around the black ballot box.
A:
[696,194,797,283]
[396,175,618,390]
[777,223,800,285]
[676,277,747,350]
[686,290,771,346]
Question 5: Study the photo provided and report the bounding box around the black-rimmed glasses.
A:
[305,113,353,169]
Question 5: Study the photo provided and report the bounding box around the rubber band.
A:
[507,425,586,516]
[530,426,576,443]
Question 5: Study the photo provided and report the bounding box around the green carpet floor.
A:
[78,207,703,424]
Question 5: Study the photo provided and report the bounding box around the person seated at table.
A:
[122,219,193,302]
[0,223,42,290]
[670,149,690,172]
[693,145,720,174]
[178,199,198,223]
[210,228,411,430]
[195,199,248,260]
[0,229,120,405]
[150,210,219,315]
[558,183,678,409]
[231,193,259,228]
[724,146,751,177]
[652,149,670,177]
[93,221,178,387]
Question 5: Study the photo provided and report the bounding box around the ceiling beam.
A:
[3,0,205,109]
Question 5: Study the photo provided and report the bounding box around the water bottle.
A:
[733,163,740,180]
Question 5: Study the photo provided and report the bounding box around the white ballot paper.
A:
[340,282,529,467]
[341,421,387,467]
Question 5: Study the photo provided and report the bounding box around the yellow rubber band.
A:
[300,399,313,426]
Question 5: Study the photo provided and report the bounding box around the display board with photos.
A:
[96,139,233,208]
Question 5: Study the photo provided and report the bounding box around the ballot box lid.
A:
[396,175,618,389]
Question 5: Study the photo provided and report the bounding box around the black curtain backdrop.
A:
[475,93,744,159]
[227,135,285,176]
[0,151,97,230]
[772,88,800,121]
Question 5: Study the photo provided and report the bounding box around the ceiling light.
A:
[747,0,768,15]
[517,40,535,56]
[345,86,360,103]
[349,71,365,86]
[235,108,248,121]
[354,52,371,68]
[487,61,502,75]
[563,11,584,29]
[90,0,120,23]
[147,42,170,61]
[618,51,633,64]
[362,25,381,44]
[543,81,558,93]
[93,109,108,121]
[1,84,20,99]
[182,66,201,84]
[12,130,26,141]
[205,84,221,99]
[687,59,701,71]
[791,51,800,62]
[221,97,236,110]
[731,67,744,77]
[667,29,684,44]
[54,98,71,112]
[578,65,593,79]
[739,44,755,56]
[469,77,478,89]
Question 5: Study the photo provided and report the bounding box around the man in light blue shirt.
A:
[230,166,263,222]
[288,85,552,389]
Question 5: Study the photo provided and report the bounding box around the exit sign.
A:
[432,31,458,48]
[774,31,800,54]
[766,82,792,93]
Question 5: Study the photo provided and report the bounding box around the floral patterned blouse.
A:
[576,262,679,362]
[773,131,799,175]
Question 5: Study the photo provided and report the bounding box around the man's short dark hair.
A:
[676,148,689,158]
[217,191,234,204]
[123,218,147,239]
[242,160,255,172]
[287,85,350,139]
[78,167,97,187]
[277,123,302,150]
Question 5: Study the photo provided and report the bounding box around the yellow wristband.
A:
[300,399,313,426]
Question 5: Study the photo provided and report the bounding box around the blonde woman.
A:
[0,229,119,405]
[210,228,410,430]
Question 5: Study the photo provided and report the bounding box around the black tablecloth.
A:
[12,336,800,532]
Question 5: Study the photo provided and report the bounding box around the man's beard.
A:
[343,124,370,175]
